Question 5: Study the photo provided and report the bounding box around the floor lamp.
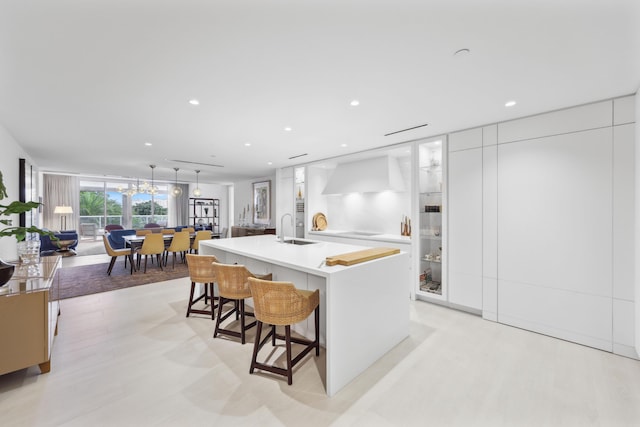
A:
[54,206,73,231]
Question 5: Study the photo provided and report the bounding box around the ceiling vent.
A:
[321,156,405,195]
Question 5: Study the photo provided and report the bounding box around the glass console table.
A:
[0,256,61,375]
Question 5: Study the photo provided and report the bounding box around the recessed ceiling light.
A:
[505,100,517,107]
[244,143,251,147]
[284,127,292,132]
[144,142,152,146]
[189,99,200,105]
[341,143,348,147]
[267,162,273,165]
[350,100,360,106]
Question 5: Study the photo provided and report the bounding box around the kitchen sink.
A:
[283,239,317,245]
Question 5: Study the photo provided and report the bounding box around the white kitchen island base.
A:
[200,235,410,396]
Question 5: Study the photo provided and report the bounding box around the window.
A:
[79,180,170,230]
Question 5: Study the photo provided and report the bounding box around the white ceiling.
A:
[1,0,639,185]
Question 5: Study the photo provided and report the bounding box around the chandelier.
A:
[116,164,159,196]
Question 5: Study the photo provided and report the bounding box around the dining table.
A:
[122,231,219,273]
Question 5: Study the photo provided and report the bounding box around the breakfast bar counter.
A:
[199,234,410,396]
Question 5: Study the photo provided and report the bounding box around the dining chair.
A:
[102,235,135,275]
[183,227,195,233]
[191,230,211,254]
[164,230,190,269]
[248,277,320,385]
[136,229,152,236]
[211,262,272,344]
[137,233,164,273]
[162,229,176,235]
[185,254,219,319]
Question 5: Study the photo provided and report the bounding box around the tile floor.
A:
[1,257,640,426]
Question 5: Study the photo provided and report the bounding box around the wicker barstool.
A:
[211,262,272,344]
[185,254,219,319]
[247,277,320,385]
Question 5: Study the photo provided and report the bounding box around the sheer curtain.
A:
[43,174,80,231]
[174,184,189,226]
[169,184,189,226]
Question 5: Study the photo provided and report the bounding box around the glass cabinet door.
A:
[417,139,445,298]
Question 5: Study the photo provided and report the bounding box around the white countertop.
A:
[308,229,411,245]
[199,234,405,277]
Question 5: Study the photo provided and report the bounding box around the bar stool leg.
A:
[240,299,246,344]
[315,306,320,356]
[250,321,263,374]
[186,282,196,317]
[285,325,293,385]
[214,282,216,320]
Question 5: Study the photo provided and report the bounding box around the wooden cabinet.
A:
[231,226,276,237]
[0,256,61,375]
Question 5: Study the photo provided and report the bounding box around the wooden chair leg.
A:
[240,299,246,344]
[285,325,293,385]
[315,306,320,356]
[250,321,263,374]
[186,282,195,317]
[214,282,216,320]
[213,298,225,338]
[107,256,117,275]
[272,324,276,346]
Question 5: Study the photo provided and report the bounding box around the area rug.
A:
[57,260,190,299]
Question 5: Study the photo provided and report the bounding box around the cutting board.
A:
[325,247,400,266]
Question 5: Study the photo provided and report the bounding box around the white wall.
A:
[275,167,294,237]
[0,123,31,261]
[188,182,230,233]
[636,90,640,357]
[233,174,276,227]
[321,156,412,234]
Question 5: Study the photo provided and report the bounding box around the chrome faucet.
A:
[280,213,293,243]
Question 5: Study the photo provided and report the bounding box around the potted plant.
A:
[0,170,56,286]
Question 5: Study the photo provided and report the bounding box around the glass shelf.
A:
[418,138,445,300]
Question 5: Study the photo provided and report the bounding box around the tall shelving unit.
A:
[189,198,220,233]
[416,138,447,302]
[294,166,305,238]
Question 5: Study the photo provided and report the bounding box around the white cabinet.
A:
[497,121,614,351]
[448,133,483,311]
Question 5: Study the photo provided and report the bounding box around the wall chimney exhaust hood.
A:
[322,156,405,195]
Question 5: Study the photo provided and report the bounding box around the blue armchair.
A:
[107,229,136,249]
[40,230,79,254]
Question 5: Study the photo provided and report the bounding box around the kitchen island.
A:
[199,234,410,396]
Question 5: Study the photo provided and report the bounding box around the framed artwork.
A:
[253,180,271,225]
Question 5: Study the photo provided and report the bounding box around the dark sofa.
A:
[40,229,79,254]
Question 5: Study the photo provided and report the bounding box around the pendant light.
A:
[147,164,159,195]
[170,167,183,197]
[193,170,202,197]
